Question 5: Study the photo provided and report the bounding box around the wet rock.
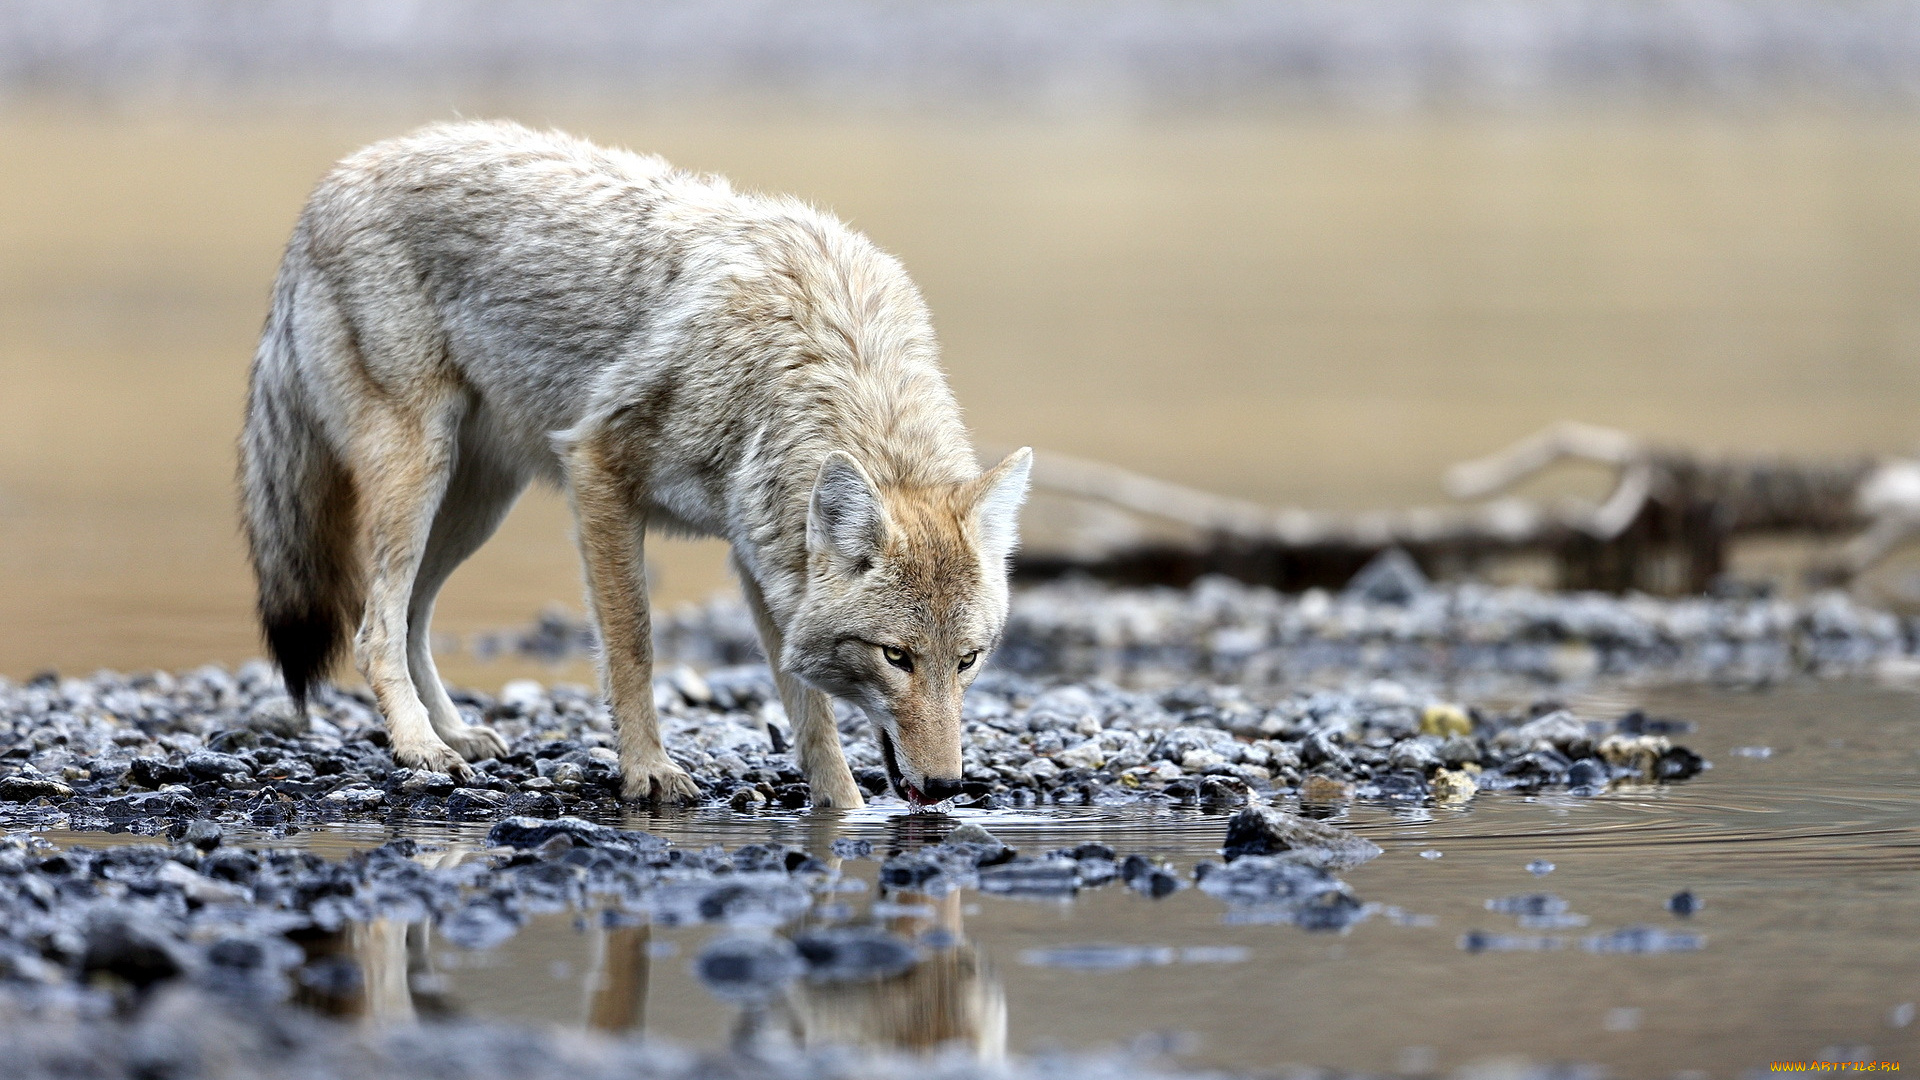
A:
[82,913,190,990]
[128,757,190,788]
[320,785,385,812]
[486,816,664,853]
[1298,775,1354,803]
[1497,749,1572,790]
[183,750,251,782]
[1493,711,1593,757]
[1437,735,1483,766]
[1656,745,1707,780]
[1223,806,1382,869]
[934,826,1016,868]
[1565,757,1608,792]
[202,933,302,996]
[1298,731,1352,772]
[394,769,457,797]
[1368,772,1427,800]
[1597,734,1669,776]
[945,822,1003,848]
[1387,737,1443,774]
[447,788,510,818]
[172,818,223,851]
[1667,890,1701,916]
[1431,767,1479,803]
[154,859,251,905]
[245,695,309,737]
[0,776,72,801]
[1419,704,1473,738]
[1199,775,1249,807]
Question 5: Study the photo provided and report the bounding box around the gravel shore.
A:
[0,656,1701,833]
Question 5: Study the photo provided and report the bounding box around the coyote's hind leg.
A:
[346,393,473,779]
[406,444,523,765]
[563,434,699,804]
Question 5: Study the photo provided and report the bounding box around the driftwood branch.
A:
[1009,426,1892,596]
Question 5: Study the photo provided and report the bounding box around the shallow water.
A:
[46,680,1918,1076]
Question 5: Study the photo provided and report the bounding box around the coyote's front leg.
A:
[736,564,865,810]
[565,438,700,804]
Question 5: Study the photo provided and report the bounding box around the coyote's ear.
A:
[808,452,889,574]
[971,447,1033,563]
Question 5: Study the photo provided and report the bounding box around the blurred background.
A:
[5,0,1920,683]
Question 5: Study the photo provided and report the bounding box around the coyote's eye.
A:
[957,651,979,672]
[882,645,913,673]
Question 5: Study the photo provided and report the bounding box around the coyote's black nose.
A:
[921,776,966,803]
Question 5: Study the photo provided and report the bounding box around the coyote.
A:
[240,121,1030,809]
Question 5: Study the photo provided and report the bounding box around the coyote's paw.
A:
[441,723,509,763]
[808,773,867,811]
[621,758,701,804]
[391,737,474,782]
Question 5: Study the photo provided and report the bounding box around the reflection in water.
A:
[584,923,652,1033]
[288,820,1006,1061]
[789,890,1006,1060]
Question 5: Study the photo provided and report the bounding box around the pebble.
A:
[1220,806,1382,869]
[1298,776,1356,803]
[1431,768,1479,803]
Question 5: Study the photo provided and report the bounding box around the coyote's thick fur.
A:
[240,121,1030,808]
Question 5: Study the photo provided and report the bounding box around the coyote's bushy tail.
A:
[239,273,362,709]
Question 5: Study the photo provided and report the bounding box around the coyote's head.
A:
[785,447,1033,807]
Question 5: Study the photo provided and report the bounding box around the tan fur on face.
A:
[783,457,1025,794]
[870,483,993,780]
